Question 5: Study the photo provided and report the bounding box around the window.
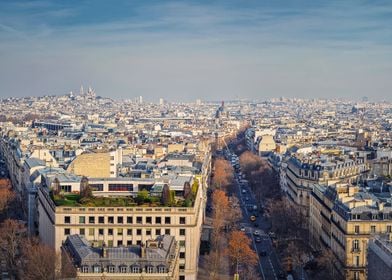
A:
[371,225,376,233]
[179,264,185,270]
[118,228,123,236]
[120,266,127,273]
[108,266,115,273]
[158,266,166,273]
[354,271,359,280]
[64,228,70,235]
[118,217,123,224]
[387,226,391,233]
[353,240,359,250]
[147,266,154,273]
[108,229,113,235]
[354,225,360,234]
[89,184,103,191]
[64,216,71,224]
[132,266,140,273]
[98,216,104,224]
[146,217,152,224]
[180,217,186,224]
[108,240,113,247]
[165,217,171,224]
[82,266,89,273]
[79,216,85,224]
[127,229,132,235]
[179,275,185,280]
[93,266,101,273]
[180,229,186,236]
[355,256,360,267]
[127,216,133,224]
[180,252,185,259]
[79,228,85,235]
[108,183,133,191]
[137,229,142,235]
[156,229,161,235]
[61,185,71,192]
[155,217,161,224]
[136,240,142,245]
[146,229,151,236]
[99,228,104,235]
[165,229,170,235]
[89,216,95,224]
[136,217,142,224]
[118,240,123,246]
[88,228,94,236]
[127,240,132,246]
[179,241,185,247]
[108,216,114,224]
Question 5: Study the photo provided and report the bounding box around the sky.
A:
[0,0,391,102]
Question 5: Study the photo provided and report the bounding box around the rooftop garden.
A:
[50,179,199,208]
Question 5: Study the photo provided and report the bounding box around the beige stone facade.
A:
[310,184,392,280]
[38,183,205,280]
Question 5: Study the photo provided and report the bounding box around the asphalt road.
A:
[229,153,285,280]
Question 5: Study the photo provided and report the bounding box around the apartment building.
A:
[62,234,180,279]
[284,150,368,217]
[310,183,392,280]
[37,175,205,280]
[367,235,392,280]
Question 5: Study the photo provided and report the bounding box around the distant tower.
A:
[159,98,164,106]
[80,85,84,96]
[196,99,201,106]
[139,96,143,104]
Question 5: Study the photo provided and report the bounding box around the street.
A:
[227,151,285,280]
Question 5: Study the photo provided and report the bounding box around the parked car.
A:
[259,250,267,256]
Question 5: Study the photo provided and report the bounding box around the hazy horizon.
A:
[0,0,391,102]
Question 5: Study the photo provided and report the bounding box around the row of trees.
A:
[239,151,281,202]
[0,219,76,280]
[206,157,259,279]
[238,150,336,278]
[0,178,75,279]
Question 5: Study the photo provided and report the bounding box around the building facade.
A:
[310,184,392,280]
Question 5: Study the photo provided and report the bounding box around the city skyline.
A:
[0,0,391,101]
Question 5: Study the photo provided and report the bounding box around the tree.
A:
[212,158,234,188]
[137,189,150,204]
[80,176,92,198]
[239,151,263,178]
[211,190,229,248]
[21,238,65,280]
[0,219,26,276]
[314,248,336,280]
[226,196,243,230]
[52,178,61,196]
[226,231,258,274]
[161,184,174,206]
[0,187,15,215]
[183,181,192,200]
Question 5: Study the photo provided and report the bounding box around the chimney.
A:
[140,242,145,258]
[102,242,107,258]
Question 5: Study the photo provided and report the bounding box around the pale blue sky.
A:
[0,0,391,101]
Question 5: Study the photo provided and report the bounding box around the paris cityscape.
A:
[0,1,391,280]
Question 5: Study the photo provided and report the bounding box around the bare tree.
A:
[0,219,26,276]
[225,230,258,275]
[80,176,92,198]
[21,238,60,280]
[212,158,234,188]
[0,187,15,215]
